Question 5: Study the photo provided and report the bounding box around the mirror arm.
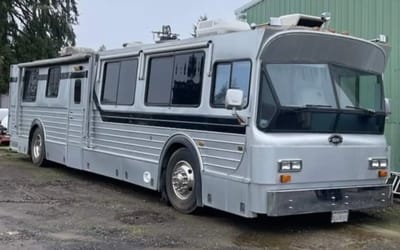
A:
[231,107,248,126]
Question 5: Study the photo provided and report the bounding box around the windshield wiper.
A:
[292,104,332,111]
[345,105,376,115]
[305,104,332,108]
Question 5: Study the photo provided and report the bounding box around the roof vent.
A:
[270,13,325,28]
[122,41,144,48]
[196,19,250,37]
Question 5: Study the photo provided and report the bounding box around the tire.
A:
[165,148,200,214]
[30,128,46,167]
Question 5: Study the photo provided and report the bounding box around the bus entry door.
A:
[66,73,87,169]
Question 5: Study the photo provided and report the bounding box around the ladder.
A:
[387,172,400,196]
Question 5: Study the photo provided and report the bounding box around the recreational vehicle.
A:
[8,14,392,222]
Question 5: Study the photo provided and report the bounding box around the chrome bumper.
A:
[266,185,392,216]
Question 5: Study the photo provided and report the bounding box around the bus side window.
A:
[146,56,174,106]
[22,68,39,102]
[171,52,205,106]
[101,58,138,106]
[74,80,81,104]
[46,67,61,98]
[211,60,251,108]
[146,51,205,107]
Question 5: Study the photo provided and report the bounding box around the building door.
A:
[66,75,87,169]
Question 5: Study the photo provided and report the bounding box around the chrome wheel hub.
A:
[171,160,195,200]
[32,134,42,159]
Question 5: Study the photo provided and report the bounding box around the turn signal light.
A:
[378,170,388,178]
[280,174,292,183]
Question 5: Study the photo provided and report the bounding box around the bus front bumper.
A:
[266,185,392,216]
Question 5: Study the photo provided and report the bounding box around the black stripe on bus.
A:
[70,71,88,79]
[37,71,89,81]
[92,92,246,134]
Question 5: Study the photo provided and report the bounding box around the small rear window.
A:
[22,69,39,102]
[46,67,61,98]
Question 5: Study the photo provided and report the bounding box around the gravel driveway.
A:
[0,147,399,249]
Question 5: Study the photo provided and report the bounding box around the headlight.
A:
[278,159,302,172]
[369,158,388,169]
[379,159,388,168]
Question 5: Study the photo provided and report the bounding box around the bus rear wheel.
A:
[165,148,199,213]
[30,128,46,167]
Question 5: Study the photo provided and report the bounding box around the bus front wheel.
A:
[165,148,200,213]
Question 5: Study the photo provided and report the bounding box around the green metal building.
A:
[236,0,400,172]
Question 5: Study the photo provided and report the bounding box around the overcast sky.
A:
[74,0,250,50]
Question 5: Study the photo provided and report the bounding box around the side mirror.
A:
[225,89,244,110]
[385,98,391,115]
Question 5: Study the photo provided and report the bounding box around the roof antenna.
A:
[320,12,331,31]
[152,25,179,43]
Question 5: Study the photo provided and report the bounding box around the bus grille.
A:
[387,172,400,196]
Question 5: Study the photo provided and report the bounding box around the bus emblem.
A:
[329,135,343,145]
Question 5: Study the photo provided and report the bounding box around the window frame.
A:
[22,68,39,103]
[45,66,61,98]
[210,59,252,109]
[100,57,139,106]
[145,51,206,108]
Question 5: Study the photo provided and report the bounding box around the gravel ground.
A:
[0,147,399,249]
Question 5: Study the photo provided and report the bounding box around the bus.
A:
[8,14,392,222]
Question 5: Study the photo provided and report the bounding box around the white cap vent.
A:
[270,14,324,28]
[196,19,250,37]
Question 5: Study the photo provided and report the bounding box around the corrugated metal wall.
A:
[242,0,400,171]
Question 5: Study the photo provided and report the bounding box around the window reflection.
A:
[212,60,251,107]
[213,64,231,105]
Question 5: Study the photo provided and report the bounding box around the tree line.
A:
[0,0,78,93]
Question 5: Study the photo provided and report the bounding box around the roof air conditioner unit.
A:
[270,13,324,28]
[196,19,250,37]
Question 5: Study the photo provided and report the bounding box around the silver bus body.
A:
[8,23,392,219]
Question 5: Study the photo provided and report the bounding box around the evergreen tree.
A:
[0,0,78,93]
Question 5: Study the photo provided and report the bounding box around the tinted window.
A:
[146,53,205,106]
[117,60,138,105]
[101,62,119,104]
[23,69,39,102]
[101,59,138,105]
[171,53,204,105]
[211,60,251,107]
[74,80,81,104]
[146,56,175,105]
[46,67,61,98]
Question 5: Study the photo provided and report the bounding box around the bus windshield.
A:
[258,64,386,134]
[266,64,383,112]
[266,64,337,108]
[331,65,384,112]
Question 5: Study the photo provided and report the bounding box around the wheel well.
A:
[159,140,203,207]
[159,143,185,192]
[28,125,39,155]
